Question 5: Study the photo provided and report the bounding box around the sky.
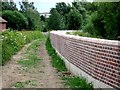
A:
[12,0,120,13]
[14,0,74,13]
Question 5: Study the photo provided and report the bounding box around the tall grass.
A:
[45,37,67,72]
[1,31,44,65]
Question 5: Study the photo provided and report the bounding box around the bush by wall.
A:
[1,31,44,65]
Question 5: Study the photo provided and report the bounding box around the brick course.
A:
[50,31,120,89]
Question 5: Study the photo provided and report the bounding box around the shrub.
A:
[67,8,83,30]
[2,10,28,30]
[82,12,105,39]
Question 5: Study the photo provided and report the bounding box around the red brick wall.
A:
[0,22,6,32]
[50,31,120,89]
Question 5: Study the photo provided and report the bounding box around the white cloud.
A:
[14,0,73,3]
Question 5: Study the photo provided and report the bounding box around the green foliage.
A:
[13,82,25,88]
[2,31,44,65]
[82,12,105,38]
[46,36,93,89]
[18,40,41,68]
[82,2,120,40]
[13,80,37,88]
[62,76,93,89]
[2,10,28,30]
[46,37,67,71]
[56,2,71,16]
[72,2,86,18]
[97,2,120,40]
[26,15,35,30]
[1,0,42,31]
[67,8,83,30]
[40,15,46,22]
[19,1,42,31]
[48,2,119,40]
[48,9,65,30]
[1,0,18,11]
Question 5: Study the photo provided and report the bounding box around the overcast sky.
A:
[13,0,120,13]
[14,0,74,13]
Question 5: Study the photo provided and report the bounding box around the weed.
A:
[62,76,93,89]
[13,80,37,88]
[13,82,25,88]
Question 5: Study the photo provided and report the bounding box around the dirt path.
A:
[2,40,65,88]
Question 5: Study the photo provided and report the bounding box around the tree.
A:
[2,10,28,30]
[56,2,71,16]
[1,0,18,11]
[82,2,120,40]
[97,2,120,39]
[40,15,46,22]
[55,2,71,29]
[67,7,83,30]
[19,0,42,30]
[47,8,65,30]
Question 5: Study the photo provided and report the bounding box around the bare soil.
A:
[2,41,65,88]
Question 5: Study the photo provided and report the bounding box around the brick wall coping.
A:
[50,31,119,46]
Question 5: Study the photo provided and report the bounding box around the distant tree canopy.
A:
[47,1,120,40]
[1,0,18,11]
[1,0,42,31]
[82,2,120,40]
[47,8,65,30]
[1,0,120,40]
[67,8,82,30]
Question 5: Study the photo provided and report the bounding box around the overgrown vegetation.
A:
[47,1,120,40]
[2,10,28,30]
[1,0,119,39]
[1,31,44,65]
[66,30,103,39]
[62,76,93,89]
[18,39,42,68]
[46,37,93,89]
[46,37,67,72]
[12,80,37,88]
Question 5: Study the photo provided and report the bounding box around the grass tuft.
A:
[13,80,37,88]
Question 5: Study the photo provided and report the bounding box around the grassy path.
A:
[2,37,93,89]
[2,39,65,88]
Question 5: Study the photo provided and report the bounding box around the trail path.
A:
[2,41,65,88]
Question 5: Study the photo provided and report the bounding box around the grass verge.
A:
[2,31,44,65]
[17,39,41,68]
[45,37,93,89]
[45,37,67,72]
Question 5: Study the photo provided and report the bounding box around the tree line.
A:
[1,0,42,31]
[46,1,120,40]
[1,0,120,40]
